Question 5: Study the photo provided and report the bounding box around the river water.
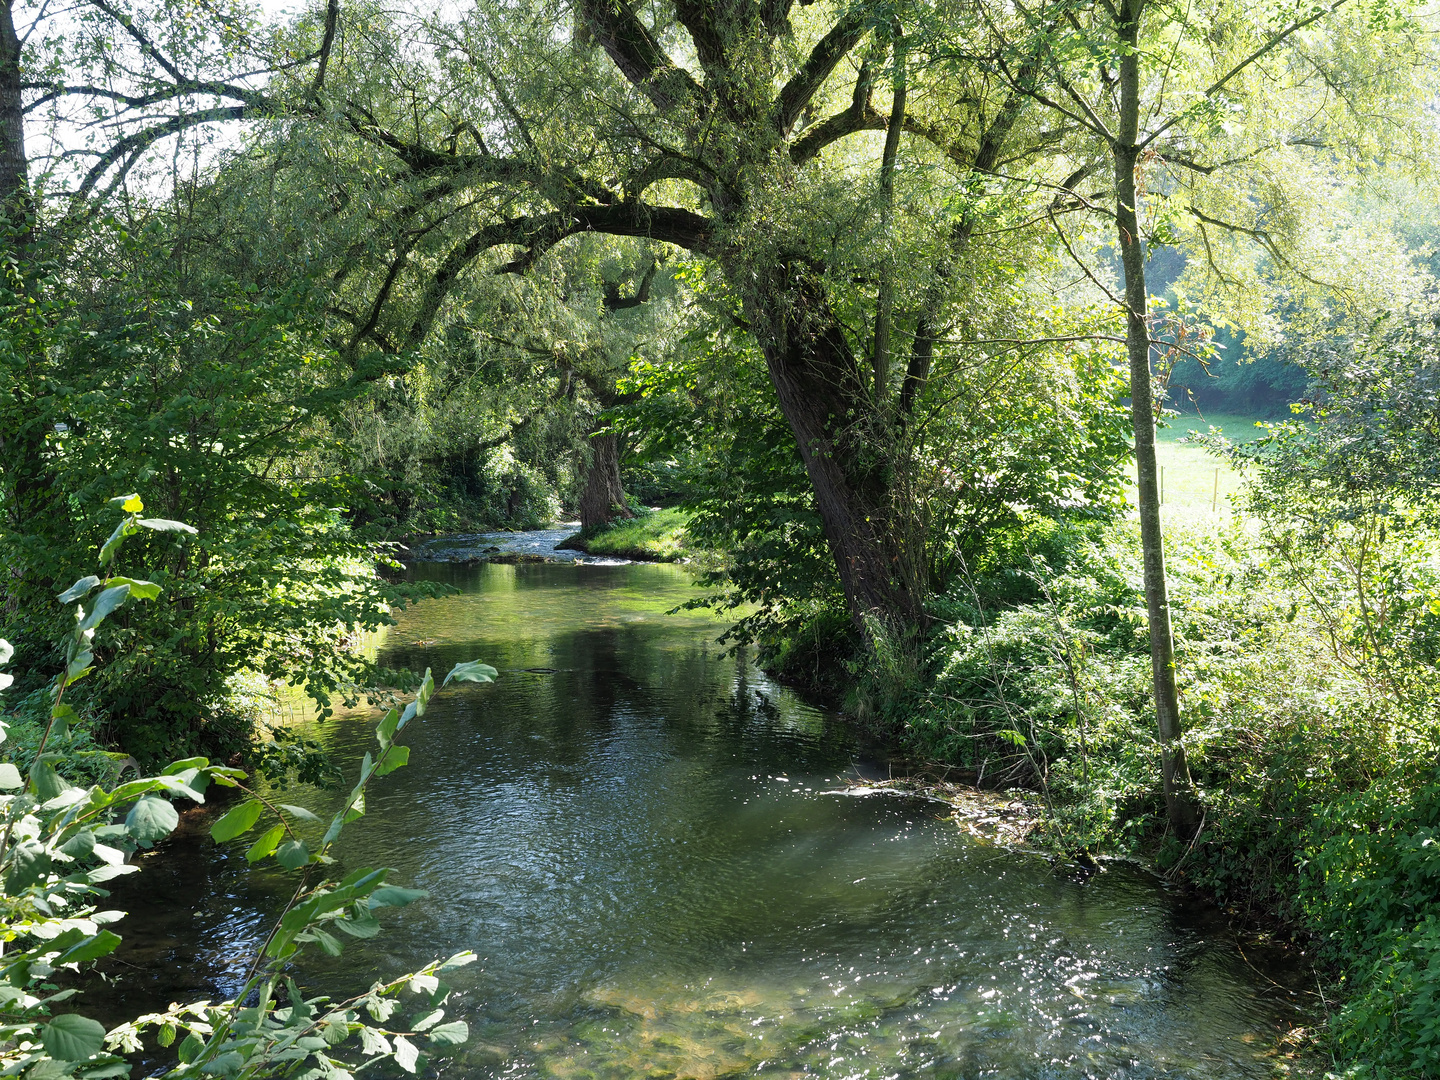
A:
[103,551,1313,1079]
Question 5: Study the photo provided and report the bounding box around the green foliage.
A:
[0,515,488,1078]
[1302,771,1440,1078]
[0,226,450,762]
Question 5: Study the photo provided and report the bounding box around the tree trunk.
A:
[1114,0,1199,839]
[0,0,30,240]
[745,260,925,632]
[578,428,634,531]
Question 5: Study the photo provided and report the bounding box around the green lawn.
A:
[1127,410,1271,519]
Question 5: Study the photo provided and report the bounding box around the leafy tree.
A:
[1,223,445,762]
[958,0,1437,834]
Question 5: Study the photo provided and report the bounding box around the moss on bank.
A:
[560,508,691,562]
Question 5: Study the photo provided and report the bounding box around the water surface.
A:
[109,558,1311,1078]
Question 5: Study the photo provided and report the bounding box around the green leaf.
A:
[163,757,209,775]
[103,576,161,600]
[127,795,179,848]
[427,1021,469,1047]
[276,839,310,870]
[57,576,101,604]
[60,830,96,858]
[438,951,478,971]
[334,904,381,939]
[98,519,136,566]
[55,930,122,966]
[177,1032,204,1063]
[278,803,320,822]
[110,494,143,512]
[50,703,78,742]
[376,707,401,749]
[79,585,131,632]
[65,650,95,687]
[135,518,198,534]
[199,1051,243,1075]
[211,800,264,842]
[80,1062,131,1078]
[30,758,71,802]
[246,823,286,863]
[442,660,498,688]
[370,886,427,909]
[307,928,343,957]
[6,840,51,891]
[393,1035,419,1073]
[41,1014,106,1060]
[411,1009,443,1032]
[374,745,410,777]
[0,763,21,789]
[359,1027,391,1055]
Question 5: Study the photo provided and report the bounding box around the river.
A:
[100,545,1314,1078]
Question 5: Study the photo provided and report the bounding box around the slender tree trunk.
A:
[1114,0,1199,839]
[578,428,634,531]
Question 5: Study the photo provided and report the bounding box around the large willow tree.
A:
[232,0,1089,632]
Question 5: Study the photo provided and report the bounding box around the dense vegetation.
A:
[0,0,1438,1073]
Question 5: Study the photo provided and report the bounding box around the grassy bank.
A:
[562,508,691,561]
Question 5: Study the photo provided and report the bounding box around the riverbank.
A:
[762,504,1440,1078]
[557,507,691,562]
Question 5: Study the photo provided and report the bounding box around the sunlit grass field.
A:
[1127,410,1272,521]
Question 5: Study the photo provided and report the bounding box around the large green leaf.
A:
[443,660,498,687]
[127,795,179,848]
[30,758,71,802]
[6,841,52,891]
[56,930,123,966]
[56,576,101,604]
[79,585,131,632]
[275,840,310,870]
[0,763,21,789]
[393,1035,419,1074]
[369,886,427,909]
[246,823,286,863]
[135,518,199,534]
[41,1014,106,1061]
[210,799,264,842]
[374,745,410,777]
[103,576,161,600]
[97,519,136,566]
[427,1021,469,1047]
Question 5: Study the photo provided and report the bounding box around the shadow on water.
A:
[95,555,1315,1078]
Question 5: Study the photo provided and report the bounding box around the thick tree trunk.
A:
[744,261,925,631]
[578,429,634,531]
[1114,0,1199,840]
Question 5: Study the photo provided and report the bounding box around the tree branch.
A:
[575,0,706,114]
[773,2,871,134]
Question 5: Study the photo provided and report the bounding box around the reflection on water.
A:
[101,558,1312,1078]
